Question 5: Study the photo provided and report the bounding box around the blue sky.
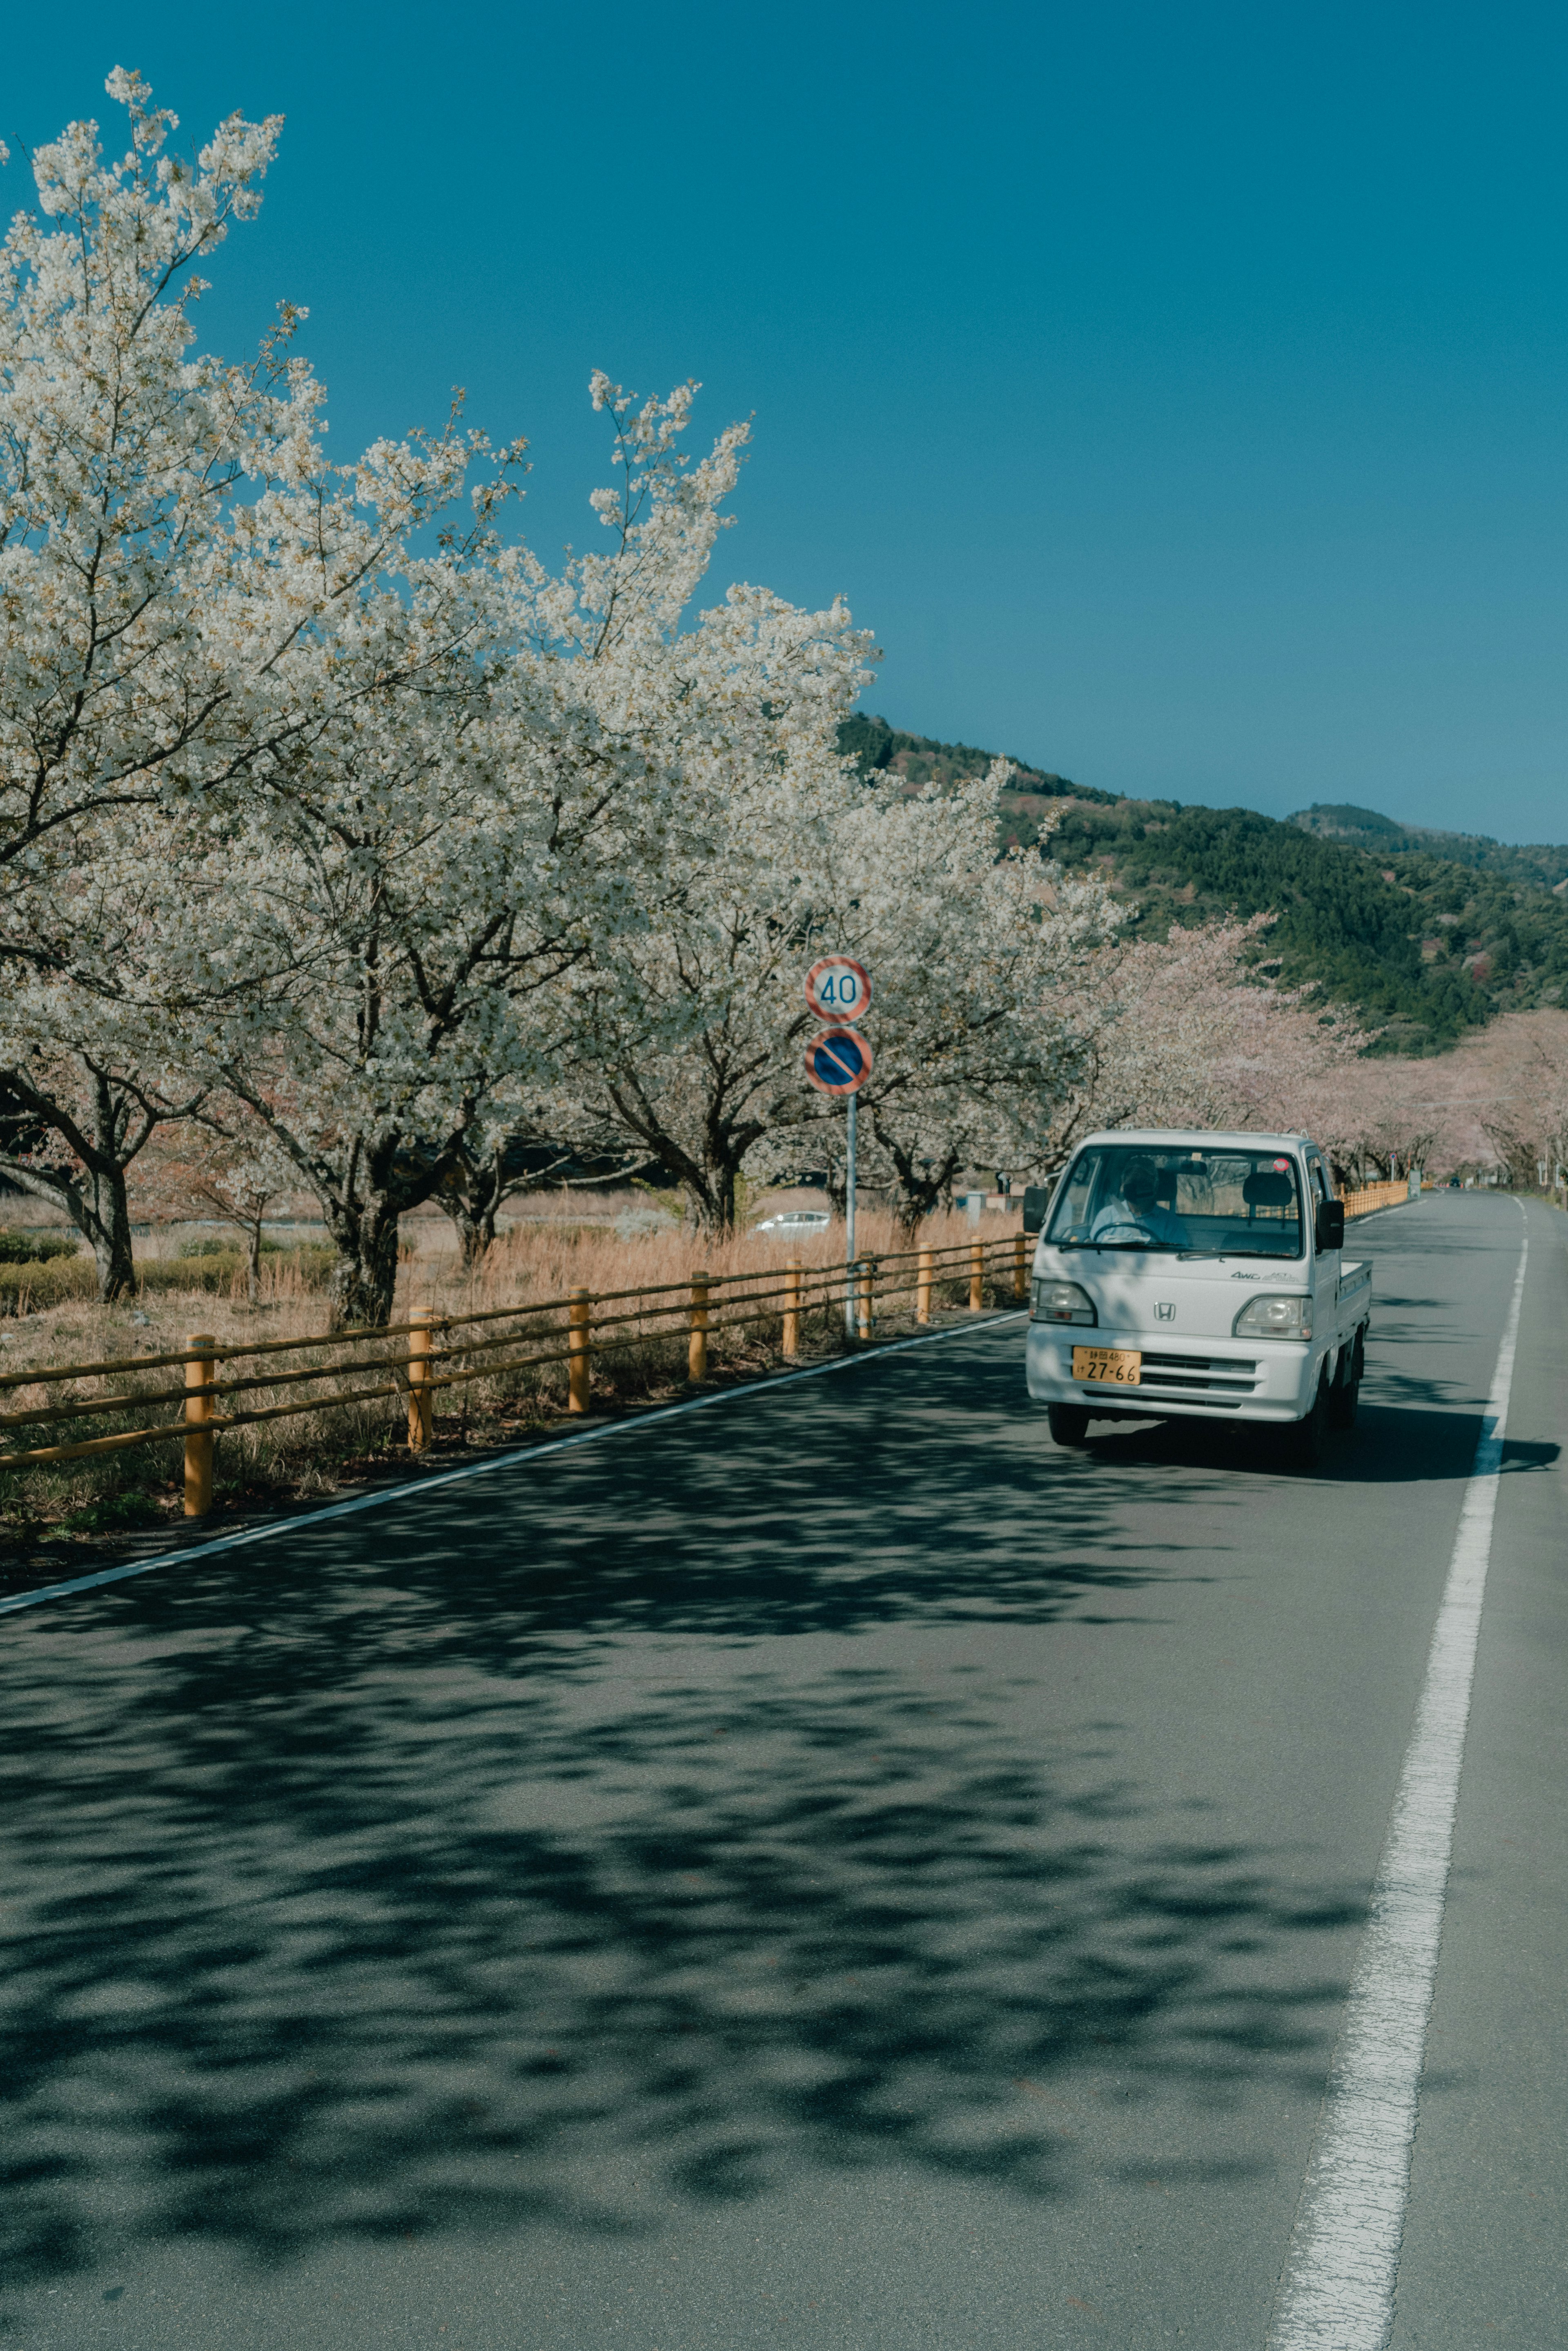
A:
[7,3,1566,838]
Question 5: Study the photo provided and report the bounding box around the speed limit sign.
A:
[804,956,871,1023]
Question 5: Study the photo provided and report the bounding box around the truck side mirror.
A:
[1316,1199,1345,1252]
[1022,1186,1050,1235]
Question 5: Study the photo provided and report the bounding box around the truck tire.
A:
[1283,1371,1330,1471]
[1329,1333,1363,1431]
[1048,1403,1091,1446]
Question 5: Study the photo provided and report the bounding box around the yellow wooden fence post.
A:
[969,1239,984,1313]
[856,1257,874,1342]
[1013,1230,1029,1301]
[688,1270,710,1382]
[568,1288,592,1414]
[916,1247,933,1326]
[782,1257,802,1357]
[407,1310,436,1451]
[184,1332,216,1518]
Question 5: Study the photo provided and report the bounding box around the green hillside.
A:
[839,713,1121,806]
[840,718,1568,1052]
[1292,802,1568,893]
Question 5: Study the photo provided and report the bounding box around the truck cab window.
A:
[1046,1145,1305,1259]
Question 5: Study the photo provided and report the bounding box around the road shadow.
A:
[1067,1401,1532,1488]
[0,1283,1509,2306]
[0,1633,1364,2299]
[276,1333,1250,1647]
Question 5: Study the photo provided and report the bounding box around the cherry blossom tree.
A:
[172,377,807,1317]
[486,380,878,1237]
[0,73,293,901]
[1406,1009,1568,1184]
[0,1034,204,1298]
[0,73,504,1303]
[756,770,1118,1230]
[1030,917,1374,1173]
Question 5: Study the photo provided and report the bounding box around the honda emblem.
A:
[1154,1301,1176,1321]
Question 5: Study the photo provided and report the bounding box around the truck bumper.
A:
[1025,1324,1335,1423]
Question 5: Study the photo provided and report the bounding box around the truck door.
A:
[1305,1154,1338,1354]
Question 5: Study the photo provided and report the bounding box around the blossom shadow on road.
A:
[0,1625,1363,2298]
[0,1330,1372,2301]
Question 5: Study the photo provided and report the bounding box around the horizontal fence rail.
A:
[0,1232,1031,1516]
[1339,1179,1416,1219]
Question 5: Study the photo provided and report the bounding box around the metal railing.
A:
[0,1231,1032,1517]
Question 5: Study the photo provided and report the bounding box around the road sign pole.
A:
[800,958,871,1341]
[845,1091,858,1336]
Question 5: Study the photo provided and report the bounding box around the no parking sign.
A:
[804,1027,873,1095]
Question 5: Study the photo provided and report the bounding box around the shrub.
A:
[140,1247,333,1295]
[0,1256,99,1314]
[0,1228,81,1265]
[176,1235,284,1259]
[0,1244,335,1315]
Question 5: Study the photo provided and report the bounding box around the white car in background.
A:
[755,1208,832,1237]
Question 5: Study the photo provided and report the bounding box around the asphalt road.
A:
[1,1191,1563,2349]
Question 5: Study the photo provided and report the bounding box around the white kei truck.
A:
[1023,1129,1372,1469]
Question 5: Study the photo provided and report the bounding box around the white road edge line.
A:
[1266,1203,1530,2350]
[0,1310,1029,1619]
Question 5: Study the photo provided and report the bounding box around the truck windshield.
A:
[1045,1145,1304,1259]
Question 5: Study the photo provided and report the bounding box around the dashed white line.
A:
[1266,1208,1528,2349]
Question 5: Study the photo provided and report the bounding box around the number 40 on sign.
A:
[804,956,870,1023]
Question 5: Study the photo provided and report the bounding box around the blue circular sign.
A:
[805,1027,873,1095]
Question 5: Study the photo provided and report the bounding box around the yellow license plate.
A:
[1072,1345,1142,1385]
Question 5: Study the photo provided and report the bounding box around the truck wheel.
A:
[1330,1328,1366,1431]
[1283,1373,1329,1471]
[1329,1353,1360,1431]
[1048,1403,1091,1446]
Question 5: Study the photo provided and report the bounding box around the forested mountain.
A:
[1292,802,1568,893]
[837,713,1120,805]
[841,717,1568,1053]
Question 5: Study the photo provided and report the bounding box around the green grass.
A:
[58,1489,168,1535]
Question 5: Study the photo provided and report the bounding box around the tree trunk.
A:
[0,1060,209,1303]
[87,1166,138,1302]
[436,1145,504,1268]
[212,1086,473,1330]
[684,1161,739,1235]
[322,1190,402,1329]
[246,1216,263,1307]
[453,1194,498,1267]
[0,1144,137,1302]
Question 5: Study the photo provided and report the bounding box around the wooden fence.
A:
[1339,1179,1416,1219]
[0,1233,1030,1518]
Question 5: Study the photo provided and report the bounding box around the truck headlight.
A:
[1232,1293,1313,1340]
[1032,1279,1096,1325]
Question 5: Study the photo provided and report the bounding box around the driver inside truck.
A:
[1089,1154,1191,1248]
